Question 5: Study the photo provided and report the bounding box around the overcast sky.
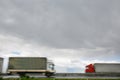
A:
[0,0,120,73]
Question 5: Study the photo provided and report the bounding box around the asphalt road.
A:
[1,73,120,79]
[1,76,120,79]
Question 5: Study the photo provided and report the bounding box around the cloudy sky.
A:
[0,0,120,73]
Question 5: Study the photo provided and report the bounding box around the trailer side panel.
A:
[0,58,3,73]
[94,63,120,73]
[8,57,47,71]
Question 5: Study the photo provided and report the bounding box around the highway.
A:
[55,73,120,79]
[1,73,120,79]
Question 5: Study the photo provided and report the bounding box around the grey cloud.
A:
[0,0,120,55]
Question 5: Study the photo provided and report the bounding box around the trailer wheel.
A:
[18,72,26,77]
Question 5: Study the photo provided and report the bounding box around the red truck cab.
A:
[85,64,95,73]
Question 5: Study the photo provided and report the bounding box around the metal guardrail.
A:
[1,73,120,79]
[55,73,120,77]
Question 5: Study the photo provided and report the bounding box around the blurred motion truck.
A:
[85,63,120,73]
[0,58,3,74]
[0,57,55,77]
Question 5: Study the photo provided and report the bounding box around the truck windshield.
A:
[49,64,54,70]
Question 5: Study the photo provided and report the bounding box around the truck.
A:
[0,57,55,77]
[85,63,120,73]
[0,58,3,74]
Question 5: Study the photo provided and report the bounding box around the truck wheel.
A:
[45,73,52,77]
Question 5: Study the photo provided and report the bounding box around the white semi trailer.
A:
[85,63,120,73]
[0,57,55,77]
[94,63,120,73]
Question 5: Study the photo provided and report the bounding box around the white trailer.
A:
[94,63,120,73]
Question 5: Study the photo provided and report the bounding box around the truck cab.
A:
[47,61,55,71]
[85,64,95,73]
